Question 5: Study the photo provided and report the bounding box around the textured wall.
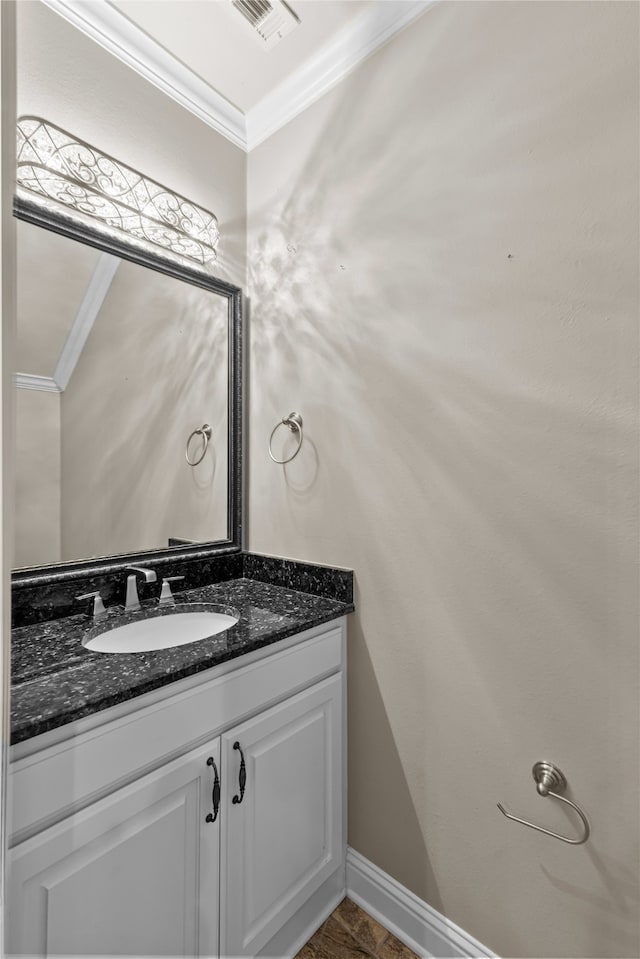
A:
[247,3,639,956]
[14,389,60,568]
[1,11,17,832]
[61,262,229,561]
[15,219,101,377]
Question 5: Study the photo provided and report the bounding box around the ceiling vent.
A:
[231,0,300,50]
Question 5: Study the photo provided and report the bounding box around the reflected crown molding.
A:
[41,0,435,152]
[15,253,120,394]
[15,374,61,393]
[54,253,120,391]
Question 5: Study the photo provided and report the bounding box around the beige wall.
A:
[61,261,228,561]
[1,2,16,943]
[15,388,60,568]
[16,219,101,377]
[247,3,639,957]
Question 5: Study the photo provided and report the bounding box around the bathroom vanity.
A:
[8,156,353,958]
[7,575,352,958]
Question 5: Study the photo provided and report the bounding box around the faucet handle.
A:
[124,567,157,611]
[76,591,106,620]
[159,576,185,607]
[126,566,157,583]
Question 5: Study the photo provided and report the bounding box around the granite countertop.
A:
[11,578,353,746]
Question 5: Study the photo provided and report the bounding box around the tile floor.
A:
[295,898,419,959]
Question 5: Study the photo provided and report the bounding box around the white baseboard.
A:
[346,848,497,959]
[261,866,346,959]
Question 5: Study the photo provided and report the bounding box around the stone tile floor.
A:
[295,898,419,959]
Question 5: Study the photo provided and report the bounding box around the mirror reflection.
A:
[15,218,229,569]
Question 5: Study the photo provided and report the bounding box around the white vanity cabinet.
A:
[7,740,222,958]
[6,619,346,959]
[221,675,342,958]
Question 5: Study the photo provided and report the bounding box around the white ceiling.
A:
[110,0,373,114]
[43,0,432,150]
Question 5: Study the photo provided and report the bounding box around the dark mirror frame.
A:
[12,195,243,588]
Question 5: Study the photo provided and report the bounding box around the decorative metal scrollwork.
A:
[16,117,219,270]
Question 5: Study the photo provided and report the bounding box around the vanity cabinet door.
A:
[220,673,343,959]
[6,740,221,959]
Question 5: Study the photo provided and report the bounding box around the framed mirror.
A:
[12,195,242,585]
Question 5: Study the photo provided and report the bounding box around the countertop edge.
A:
[11,581,354,747]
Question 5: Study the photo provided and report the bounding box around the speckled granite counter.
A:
[11,578,353,746]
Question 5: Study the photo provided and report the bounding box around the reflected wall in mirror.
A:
[13,202,242,574]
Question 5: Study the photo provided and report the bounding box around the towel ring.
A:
[269,412,303,464]
[497,761,590,845]
[185,424,212,467]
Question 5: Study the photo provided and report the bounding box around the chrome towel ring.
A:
[497,761,590,845]
[185,424,212,466]
[269,412,303,464]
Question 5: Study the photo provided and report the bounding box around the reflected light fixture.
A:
[16,116,220,270]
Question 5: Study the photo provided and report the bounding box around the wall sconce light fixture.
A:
[16,116,220,270]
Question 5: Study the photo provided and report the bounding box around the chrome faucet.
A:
[125,566,157,611]
[76,590,107,621]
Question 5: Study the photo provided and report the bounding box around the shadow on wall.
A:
[248,3,638,956]
[216,212,246,290]
[541,847,639,946]
[347,603,445,917]
[62,267,230,559]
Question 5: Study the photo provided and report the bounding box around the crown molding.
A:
[41,0,435,153]
[54,253,120,391]
[15,374,61,392]
[40,0,247,150]
[245,1,435,150]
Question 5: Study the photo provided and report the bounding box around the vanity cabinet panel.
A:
[10,623,343,841]
[6,740,221,958]
[7,619,347,959]
[220,674,343,959]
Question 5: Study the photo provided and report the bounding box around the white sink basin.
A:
[83,604,239,654]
